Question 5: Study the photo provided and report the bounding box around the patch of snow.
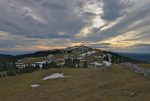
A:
[80,53,86,57]
[102,54,106,59]
[90,62,95,65]
[31,64,36,67]
[30,84,40,88]
[80,51,96,57]
[109,58,112,62]
[42,73,70,80]
[59,62,65,65]
[103,61,112,66]
[95,62,102,66]
[77,57,84,60]
[87,51,96,55]
[90,62,102,66]
[35,61,47,64]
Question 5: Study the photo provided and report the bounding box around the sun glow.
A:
[93,16,105,28]
[75,1,105,37]
[102,31,145,48]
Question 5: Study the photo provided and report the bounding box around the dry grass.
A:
[137,63,150,69]
[0,65,150,101]
[21,57,48,64]
[0,71,7,74]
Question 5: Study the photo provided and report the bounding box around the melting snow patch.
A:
[30,84,40,88]
[80,51,96,57]
[103,61,112,66]
[42,73,70,80]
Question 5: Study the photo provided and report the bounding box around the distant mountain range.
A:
[0,54,16,62]
[118,53,150,63]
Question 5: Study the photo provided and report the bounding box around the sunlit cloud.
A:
[0,0,150,54]
[75,0,105,37]
[102,31,150,48]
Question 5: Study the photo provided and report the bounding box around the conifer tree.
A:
[7,62,16,76]
[83,61,88,68]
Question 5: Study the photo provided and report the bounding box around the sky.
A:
[0,0,150,55]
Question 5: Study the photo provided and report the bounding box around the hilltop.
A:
[0,45,146,75]
[0,45,145,63]
[0,46,150,101]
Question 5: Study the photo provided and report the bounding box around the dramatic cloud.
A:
[0,0,150,54]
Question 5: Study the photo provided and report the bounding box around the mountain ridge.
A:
[0,46,148,63]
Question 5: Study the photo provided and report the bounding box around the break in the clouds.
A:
[0,0,150,54]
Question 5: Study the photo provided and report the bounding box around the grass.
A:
[137,63,150,69]
[0,71,7,74]
[0,65,150,101]
[21,57,48,64]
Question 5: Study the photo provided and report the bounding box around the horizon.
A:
[1,45,150,56]
[0,0,150,54]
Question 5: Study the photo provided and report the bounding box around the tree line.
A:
[0,58,88,78]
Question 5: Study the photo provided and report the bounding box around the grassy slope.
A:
[21,57,48,64]
[137,63,150,69]
[0,65,150,101]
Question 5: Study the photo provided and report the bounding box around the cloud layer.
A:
[0,0,150,54]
